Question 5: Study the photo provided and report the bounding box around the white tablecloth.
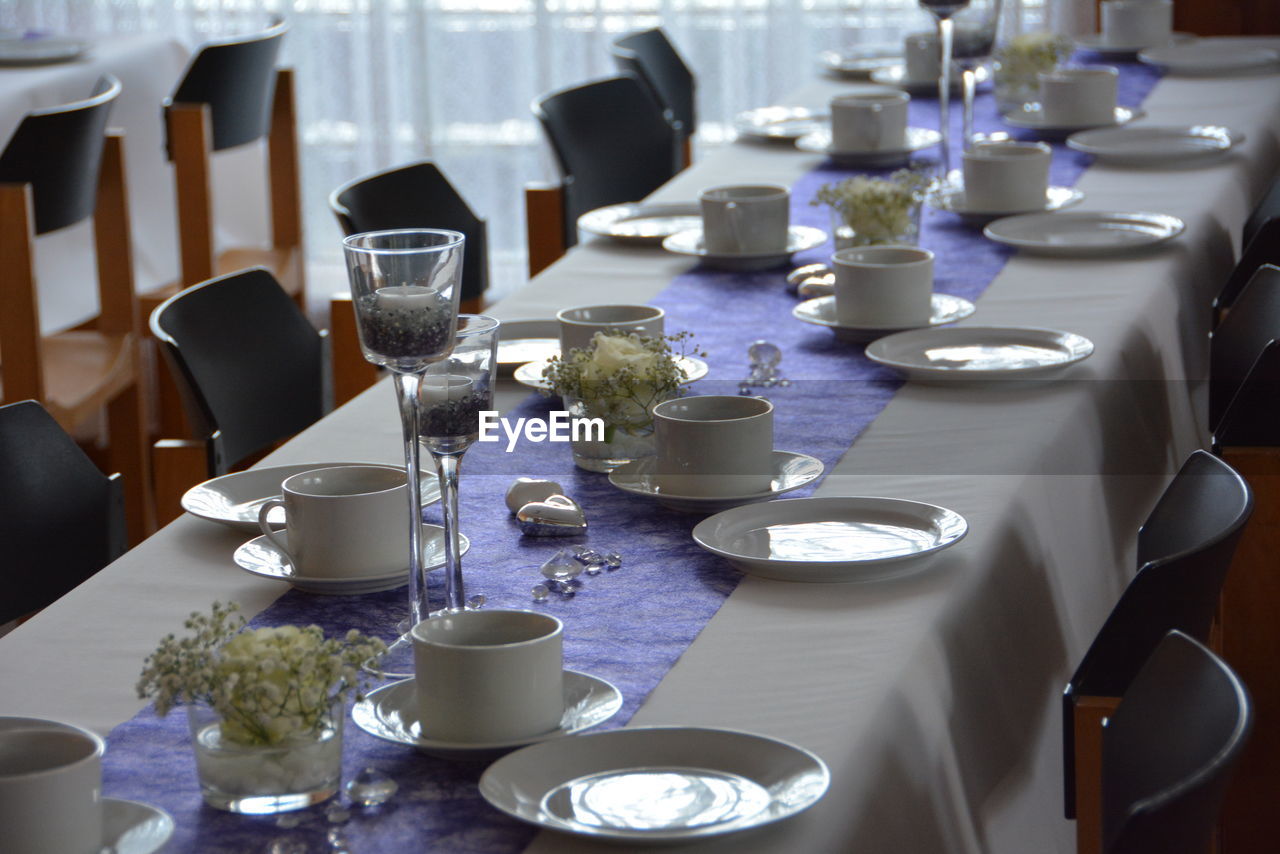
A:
[3,45,1279,853]
[0,33,270,334]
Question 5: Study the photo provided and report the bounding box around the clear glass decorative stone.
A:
[465,594,486,610]
[345,767,398,807]
[325,804,351,824]
[740,340,790,394]
[540,549,584,581]
[267,837,308,853]
[531,584,550,602]
[604,551,623,570]
[274,815,303,830]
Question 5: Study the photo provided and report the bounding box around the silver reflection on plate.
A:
[577,202,702,244]
[352,671,622,760]
[795,126,941,167]
[817,46,901,79]
[495,318,560,373]
[102,798,175,854]
[607,450,824,513]
[662,225,828,272]
[1065,124,1244,166]
[793,294,976,342]
[864,325,1095,380]
[732,105,829,141]
[692,496,968,582]
[927,184,1084,226]
[1001,104,1144,138]
[478,726,829,842]
[982,211,1186,257]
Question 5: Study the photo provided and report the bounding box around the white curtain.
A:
[4,0,1057,300]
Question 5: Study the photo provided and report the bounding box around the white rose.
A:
[589,333,662,376]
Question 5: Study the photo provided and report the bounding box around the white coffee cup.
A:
[556,304,665,355]
[1101,0,1173,47]
[962,140,1052,213]
[257,465,410,577]
[699,184,790,255]
[412,609,564,743]
[0,721,104,854]
[832,245,934,328]
[1038,66,1118,127]
[904,31,940,83]
[652,395,774,497]
[830,91,910,153]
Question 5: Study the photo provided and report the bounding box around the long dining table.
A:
[3,38,1280,853]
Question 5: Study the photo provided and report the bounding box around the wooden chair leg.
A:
[680,135,693,170]
[525,183,567,278]
[0,182,45,403]
[168,102,215,288]
[152,438,213,527]
[267,67,305,306]
[1074,695,1120,854]
[330,295,379,406]
[106,378,154,542]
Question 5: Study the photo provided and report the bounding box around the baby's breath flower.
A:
[993,32,1073,79]
[136,601,387,747]
[813,169,933,246]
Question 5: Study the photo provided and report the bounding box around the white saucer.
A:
[514,354,709,391]
[818,46,901,79]
[982,210,1186,257]
[233,525,468,595]
[183,462,440,533]
[103,797,175,854]
[495,318,560,373]
[0,36,89,65]
[1066,124,1245,166]
[1074,31,1194,58]
[577,202,701,244]
[607,451,824,513]
[662,225,828,272]
[479,726,829,842]
[352,671,622,760]
[795,126,941,167]
[927,184,1084,226]
[692,496,968,582]
[1002,104,1143,138]
[733,105,828,142]
[869,62,988,95]
[1139,41,1280,75]
[793,294,976,342]
[865,325,1094,381]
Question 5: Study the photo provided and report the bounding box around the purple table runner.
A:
[103,59,1161,852]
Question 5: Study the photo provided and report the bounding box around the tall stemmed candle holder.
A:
[918,0,972,181]
[342,229,462,676]
[954,0,1002,152]
[420,314,499,614]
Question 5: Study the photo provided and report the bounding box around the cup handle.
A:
[257,499,295,565]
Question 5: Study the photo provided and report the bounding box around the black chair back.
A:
[166,18,286,152]
[150,267,325,472]
[1242,172,1280,251]
[0,76,119,235]
[0,401,125,624]
[1063,450,1251,817]
[1210,263,1280,432]
[532,74,680,245]
[610,29,696,139]
[1102,631,1252,854]
[330,161,489,303]
[1212,219,1280,317]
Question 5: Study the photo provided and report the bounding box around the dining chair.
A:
[1102,631,1252,854]
[610,28,697,168]
[0,75,153,544]
[1062,450,1251,854]
[1242,172,1280,251]
[526,74,681,276]
[149,267,328,525]
[328,161,490,403]
[1209,262,1280,434]
[138,18,304,436]
[0,400,126,626]
[1210,221,1280,324]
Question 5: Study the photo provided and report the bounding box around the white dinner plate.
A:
[793,294,976,342]
[353,671,622,760]
[817,46,901,79]
[1073,31,1194,58]
[479,726,830,843]
[692,496,968,582]
[577,202,701,244]
[869,62,988,95]
[927,184,1085,226]
[514,354,709,391]
[1139,42,1280,76]
[1001,104,1143,138]
[733,105,828,141]
[607,450,824,514]
[233,526,467,595]
[102,797,175,854]
[0,36,89,65]
[864,325,1094,381]
[495,318,560,373]
[1066,124,1245,166]
[795,126,941,167]
[662,225,828,272]
[183,462,440,533]
[982,210,1186,256]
